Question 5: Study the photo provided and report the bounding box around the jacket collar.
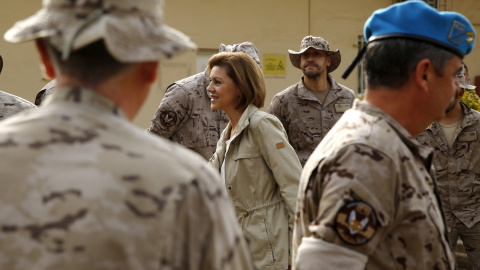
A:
[228,104,258,139]
[427,102,476,132]
[426,102,476,153]
[298,74,343,106]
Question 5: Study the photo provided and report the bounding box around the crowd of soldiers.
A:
[0,0,478,269]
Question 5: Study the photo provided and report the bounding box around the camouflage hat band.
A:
[4,0,196,62]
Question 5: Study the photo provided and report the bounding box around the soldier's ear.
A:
[414,58,433,94]
[35,39,56,79]
[139,61,159,84]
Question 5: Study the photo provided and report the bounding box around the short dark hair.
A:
[43,39,135,87]
[365,38,456,89]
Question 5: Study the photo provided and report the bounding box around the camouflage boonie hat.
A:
[4,0,196,62]
[288,36,341,73]
[458,64,476,90]
[219,42,262,68]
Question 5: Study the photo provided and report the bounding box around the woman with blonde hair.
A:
[208,52,302,270]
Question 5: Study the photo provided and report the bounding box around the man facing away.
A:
[293,1,475,269]
[268,35,356,166]
[0,0,255,269]
[147,42,262,160]
[417,65,480,269]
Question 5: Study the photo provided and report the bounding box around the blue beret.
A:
[365,0,475,57]
[343,0,476,79]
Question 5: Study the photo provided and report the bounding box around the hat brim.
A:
[288,47,341,73]
[4,8,196,62]
[460,83,477,90]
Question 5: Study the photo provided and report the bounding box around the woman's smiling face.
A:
[207,65,241,112]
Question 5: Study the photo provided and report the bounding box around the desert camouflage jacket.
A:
[0,86,254,270]
[0,90,36,120]
[267,75,356,166]
[417,102,480,230]
[293,100,454,270]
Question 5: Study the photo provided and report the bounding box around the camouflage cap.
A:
[219,42,262,68]
[4,0,196,62]
[458,65,476,90]
[288,36,341,73]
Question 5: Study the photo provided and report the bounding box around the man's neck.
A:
[439,102,463,125]
[364,84,430,137]
[303,74,330,91]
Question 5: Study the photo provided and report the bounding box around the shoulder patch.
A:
[276,142,285,149]
[335,201,378,245]
[159,111,178,127]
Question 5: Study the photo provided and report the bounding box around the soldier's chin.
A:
[444,100,457,115]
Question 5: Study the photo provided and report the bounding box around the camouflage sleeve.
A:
[146,83,190,138]
[183,164,256,270]
[253,115,302,263]
[295,144,396,268]
[267,95,288,130]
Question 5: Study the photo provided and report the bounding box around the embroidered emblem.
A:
[335,201,378,245]
[448,20,474,45]
[159,111,177,127]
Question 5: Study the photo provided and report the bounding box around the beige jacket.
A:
[210,104,302,270]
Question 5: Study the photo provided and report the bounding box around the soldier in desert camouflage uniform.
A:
[147,42,261,160]
[268,36,355,166]
[0,0,255,269]
[293,1,475,269]
[0,54,36,119]
[417,65,480,268]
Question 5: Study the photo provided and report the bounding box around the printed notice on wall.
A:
[263,55,286,75]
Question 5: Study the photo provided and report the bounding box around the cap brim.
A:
[4,8,196,62]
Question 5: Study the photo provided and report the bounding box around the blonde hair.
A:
[208,52,266,108]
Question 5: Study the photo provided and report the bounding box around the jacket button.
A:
[243,211,249,217]
[228,187,232,191]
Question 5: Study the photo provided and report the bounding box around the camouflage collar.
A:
[43,86,126,119]
[298,75,342,103]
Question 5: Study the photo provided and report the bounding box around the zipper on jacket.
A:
[263,219,276,262]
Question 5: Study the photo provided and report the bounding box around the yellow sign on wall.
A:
[263,55,286,75]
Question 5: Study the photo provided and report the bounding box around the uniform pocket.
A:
[288,118,316,150]
[263,218,277,263]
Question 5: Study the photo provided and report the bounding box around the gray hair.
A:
[365,38,455,89]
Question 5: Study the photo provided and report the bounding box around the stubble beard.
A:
[444,92,459,114]
[303,64,322,79]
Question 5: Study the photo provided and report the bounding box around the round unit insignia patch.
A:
[335,201,378,246]
[159,111,177,127]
